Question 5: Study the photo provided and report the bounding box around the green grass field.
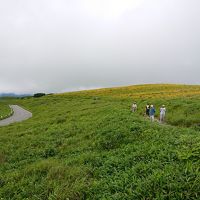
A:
[0,84,200,199]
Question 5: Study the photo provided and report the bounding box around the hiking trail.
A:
[0,105,32,127]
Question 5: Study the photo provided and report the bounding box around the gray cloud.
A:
[0,0,200,94]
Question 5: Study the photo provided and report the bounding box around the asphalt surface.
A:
[0,105,32,127]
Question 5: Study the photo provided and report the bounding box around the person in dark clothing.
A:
[149,105,156,122]
[146,104,150,116]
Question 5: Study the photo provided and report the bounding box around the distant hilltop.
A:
[0,93,32,98]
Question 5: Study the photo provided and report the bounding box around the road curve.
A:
[0,105,32,127]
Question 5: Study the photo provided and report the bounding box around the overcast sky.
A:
[0,0,200,94]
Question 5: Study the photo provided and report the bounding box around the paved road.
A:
[0,105,32,127]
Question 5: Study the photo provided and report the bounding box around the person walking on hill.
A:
[160,105,166,123]
[145,104,150,116]
[132,102,137,112]
[149,105,156,122]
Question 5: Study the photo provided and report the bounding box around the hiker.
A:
[131,102,137,112]
[160,105,166,123]
[145,104,150,116]
[149,105,155,122]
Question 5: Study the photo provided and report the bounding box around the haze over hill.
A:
[0,0,200,94]
[0,93,32,97]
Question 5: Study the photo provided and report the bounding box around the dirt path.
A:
[0,105,32,127]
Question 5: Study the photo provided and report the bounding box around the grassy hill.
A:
[0,84,200,199]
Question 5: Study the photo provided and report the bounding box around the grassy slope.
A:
[0,84,200,199]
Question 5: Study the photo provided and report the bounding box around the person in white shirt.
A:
[132,102,137,112]
[160,105,166,123]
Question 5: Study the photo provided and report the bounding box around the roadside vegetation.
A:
[0,100,13,120]
[0,84,200,199]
